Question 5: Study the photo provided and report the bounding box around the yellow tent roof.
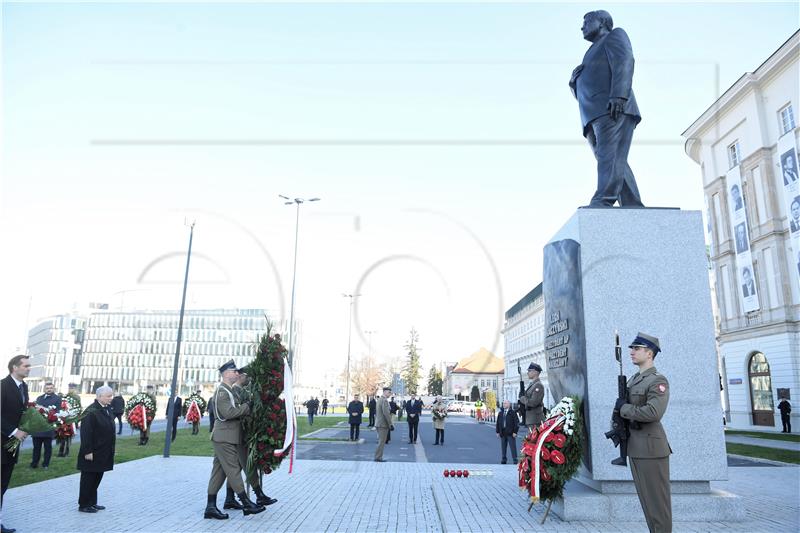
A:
[452,347,504,374]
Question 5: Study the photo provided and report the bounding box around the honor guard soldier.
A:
[615,332,672,532]
[519,363,545,429]
[204,360,265,520]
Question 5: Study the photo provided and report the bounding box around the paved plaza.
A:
[3,416,798,533]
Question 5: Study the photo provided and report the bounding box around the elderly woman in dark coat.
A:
[77,385,116,513]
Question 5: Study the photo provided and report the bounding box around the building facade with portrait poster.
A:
[683,31,799,431]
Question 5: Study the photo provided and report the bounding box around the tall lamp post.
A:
[343,293,360,402]
[280,195,320,374]
[164,221,195,457]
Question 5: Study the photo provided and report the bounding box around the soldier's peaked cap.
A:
[528,363,542,372]
[629,332,661,354]
[218,359,238,373]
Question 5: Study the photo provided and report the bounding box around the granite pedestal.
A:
[542,208,743,522]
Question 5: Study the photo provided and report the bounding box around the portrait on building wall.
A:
[730,184,744,211]
[791,196,800,233]
[734,222,749,253]
[782,149,799,185]
[741,266,756,298]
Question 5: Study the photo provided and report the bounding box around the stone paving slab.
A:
[2,456,798,532]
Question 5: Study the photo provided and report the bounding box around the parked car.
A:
[446,401,463,412]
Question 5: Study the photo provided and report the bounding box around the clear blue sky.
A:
[2,2,798,381]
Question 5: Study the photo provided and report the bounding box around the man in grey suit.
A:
[204,360,264,520]
[569,10,643,208]
[373,387,393,462]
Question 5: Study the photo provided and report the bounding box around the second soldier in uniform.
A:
[615,332,672,533]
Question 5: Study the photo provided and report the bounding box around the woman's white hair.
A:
[95,385,113,397]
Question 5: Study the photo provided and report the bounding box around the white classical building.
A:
[682,31,800,431]
[500,283,552,408]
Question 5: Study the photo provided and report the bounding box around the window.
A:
[779,104,795,135]
[728,141,741,169]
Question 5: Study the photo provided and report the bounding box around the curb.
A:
[727,453,800,467]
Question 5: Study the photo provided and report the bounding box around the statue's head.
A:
[582,10,614,41]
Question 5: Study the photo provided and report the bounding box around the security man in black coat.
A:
[347,394,364,441]
[368,396,377,427]
[1,355,31,533]
[496,399,520,464]
[77,386,116,513]
[405,394,423,444]
[110,392,125,435]
[169,395,182,443]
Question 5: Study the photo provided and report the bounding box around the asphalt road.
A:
[296,414,512,465]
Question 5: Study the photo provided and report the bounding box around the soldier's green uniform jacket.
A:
[519,378,545,427]
[211,382,250,445]
[620,366,671,458]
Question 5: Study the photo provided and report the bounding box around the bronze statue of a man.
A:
[569,10,643,208]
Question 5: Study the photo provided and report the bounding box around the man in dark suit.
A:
[77,386,116,513]
[368,396,377,427]
[782,151,799,185]
[347,394,364,441]
[110,392,125,435]
[735,223,749,253]
[169,395,182,443]
[496,399,520,464]
[1,355,31,533]
[405,394,423,444]
[569,10,643,208]
[31,381,61,469]
[742,267,756,297]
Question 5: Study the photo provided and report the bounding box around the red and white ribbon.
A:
[531,415,565,502]
[274,356,297,474]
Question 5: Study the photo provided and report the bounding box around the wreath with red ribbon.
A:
[244,326,291,477]
[519,396,583,503]
[125,393,156,431]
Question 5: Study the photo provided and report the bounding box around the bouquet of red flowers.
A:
[125,393,156,431]
[55,397,83,443]
[6,400,84,452]
[519,396,583,505]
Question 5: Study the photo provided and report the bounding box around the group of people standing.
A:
[302,396,329,425]
[1,355,119,532]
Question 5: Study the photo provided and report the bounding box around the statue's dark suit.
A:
[571,27,643,207]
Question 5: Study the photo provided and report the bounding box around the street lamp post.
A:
[280,195,320,373]
[343,293,360,402]
[164,221,194,457]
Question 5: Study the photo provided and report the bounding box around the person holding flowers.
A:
[30,381,61,469]
[431,395,448,445]
[1,355,31,533]
[204,359,265,519]
[76,386,116,513]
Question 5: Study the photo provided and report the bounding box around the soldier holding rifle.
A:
[612,332,672,533]
[518,363,545,429]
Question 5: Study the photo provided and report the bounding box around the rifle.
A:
[604,331,629,466]
[517,361,526,426]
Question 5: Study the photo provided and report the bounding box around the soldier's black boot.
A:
[223,486,243,510]
[253,485,277,506]
[204,494,229,520]
[237,492,265,516]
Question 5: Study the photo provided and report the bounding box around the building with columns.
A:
[501,283,552,408]
[682,31,799,431]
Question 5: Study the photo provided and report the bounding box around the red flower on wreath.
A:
[552,433,566,448]
[550,449,566,465]
[540,447,551,461]
[540,465,552,481]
